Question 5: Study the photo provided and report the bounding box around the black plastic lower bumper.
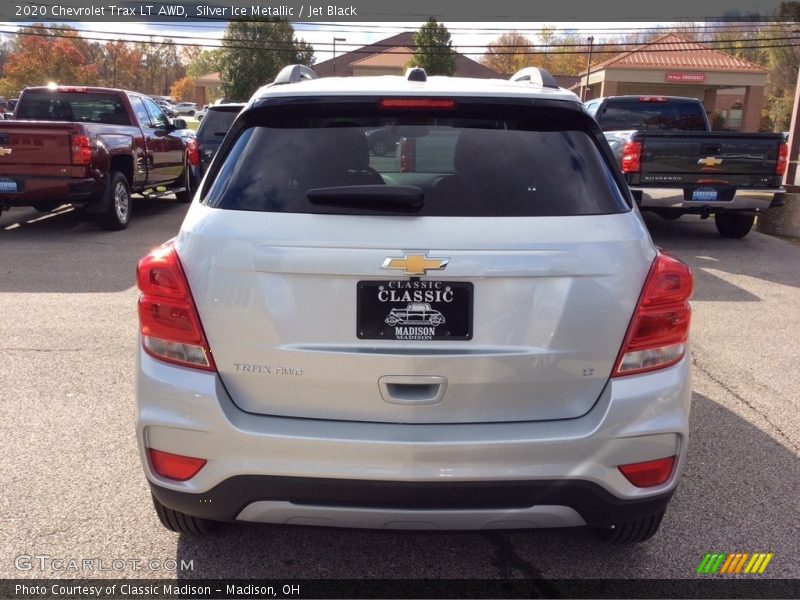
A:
[150,476,673,528]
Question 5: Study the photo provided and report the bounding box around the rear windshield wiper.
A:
[307,185,423,212]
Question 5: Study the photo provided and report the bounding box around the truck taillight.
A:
[186,138,200,167]
[400,138,416,173]
[612,251,693,377]
[776,142,788,176]
[621,140,642,174]
[70,135,92,166]
[137,241,215,371]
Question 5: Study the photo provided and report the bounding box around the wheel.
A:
[372,139,388,156]
[429,316,444,326]
[188,110,195,117]
[386,316,399,326]
[714,213,754,238]
[98,171,132,230]
[593,508,666,544]
[151,494,216,535]
[174,165,195,203]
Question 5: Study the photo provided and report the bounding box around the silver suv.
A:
[136,65,693,542]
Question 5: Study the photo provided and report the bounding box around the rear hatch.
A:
[178,97,656,424]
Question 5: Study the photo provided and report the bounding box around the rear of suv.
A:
[136,65,693,542]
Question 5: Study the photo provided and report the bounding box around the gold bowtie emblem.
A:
[0,148,12,157]
[381,254,449,276]
[698,156,722,167]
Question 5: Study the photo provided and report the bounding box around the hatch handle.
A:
[379,375,448,405]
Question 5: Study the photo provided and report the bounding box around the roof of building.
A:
[350,47,414,69]
[195,72,221,85]
[313,32,503,79]
[589,33,768,74]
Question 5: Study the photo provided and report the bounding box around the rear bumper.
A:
[0,176,102,207]
[630,186,784,212]
[137,348,691,529]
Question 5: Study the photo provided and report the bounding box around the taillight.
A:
[621,140,642,174]
[186,138,200,167]
[619,456,675,487]
[400,138,416,173]
[776,142,788,176]
[639,96,667,102]
[612,251,693,377]
[148,449,206,481]
[70,134,92,166]
[137,241,215,371]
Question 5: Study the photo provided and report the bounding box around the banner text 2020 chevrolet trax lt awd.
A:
[136,65,693,543]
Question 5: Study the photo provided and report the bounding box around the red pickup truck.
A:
[0,86,200,230]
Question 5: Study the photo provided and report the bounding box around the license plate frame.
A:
[690,187,718,202]
[0,177,19,193]
[357,280,473,341]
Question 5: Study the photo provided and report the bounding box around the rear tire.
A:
[151,494,217,535]
[715,213,754,238]
[174,166,195,203]
[98,171,131,231]
[592,508,666,544]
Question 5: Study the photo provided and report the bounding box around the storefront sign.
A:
[666,72,706,82]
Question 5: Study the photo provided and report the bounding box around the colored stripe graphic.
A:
[711,553,726,573]
[697,552,773,575]
[758,553,774,574]
[696,554,713,574]
[720,554,736,574]
[734,553,750,573]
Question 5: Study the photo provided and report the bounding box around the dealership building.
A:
[578,34,769,131]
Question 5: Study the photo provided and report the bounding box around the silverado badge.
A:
[0,148,12,157]
[698,156,723,167]
[381,253,449,276]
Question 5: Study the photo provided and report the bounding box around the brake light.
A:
[776,142,788,176]
[57,86,87,93]
[612,251,693,377]
[639,96,667,102]
[148,449,207,481]
[619,456,675,487]
[379,98,456,110]
[70,134,92,166]
[186,138,200,167]
[621,140,642,174]
[400,138,416,173]
[137,241,215,371]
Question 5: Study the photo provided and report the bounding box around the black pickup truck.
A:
[585,95,786,238]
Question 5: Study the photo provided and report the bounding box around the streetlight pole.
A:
[333,37,346,76]
[583,36,594,102]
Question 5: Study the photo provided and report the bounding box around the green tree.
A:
[409,18,456,76]
[187,49,222,78]
[219,18,314,102]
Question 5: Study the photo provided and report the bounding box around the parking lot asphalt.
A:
[0,201,797,582]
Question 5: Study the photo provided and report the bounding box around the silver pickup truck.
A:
[586,95,786,238]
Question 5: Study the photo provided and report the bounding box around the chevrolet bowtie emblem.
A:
[698,156,722,167]
[381,253,449,276]
[0,148,12,157]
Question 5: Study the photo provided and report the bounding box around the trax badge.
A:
[697,156,723,167]
[381,253,449,276]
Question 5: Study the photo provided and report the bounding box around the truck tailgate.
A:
[638,132,784,185]
[0,121,77,167]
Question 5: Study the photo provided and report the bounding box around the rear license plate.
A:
[357,280,473,340]
[0,178,18,192]
[691,187,718,201]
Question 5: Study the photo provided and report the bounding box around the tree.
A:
[218,18,314,102]
[482,32,534,76]
[2,24,98,91]
[409,18,456,76]
[187,49,222,78]
[99,40,144,89]
[170,76,195,102]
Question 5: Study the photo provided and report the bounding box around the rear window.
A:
[16,92,130,125]
[203,102,628,217]
[596,99,707,132]
[197,109,240,145]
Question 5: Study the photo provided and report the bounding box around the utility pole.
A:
[333,37,346,77]
[583,36,594,102]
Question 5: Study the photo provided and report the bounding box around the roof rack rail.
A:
[273,64,319,86]
[509,67,559,89]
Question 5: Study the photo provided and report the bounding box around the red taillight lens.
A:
[619,456,675,487]
[379,98,456,110]
[186,138,200,167]
[137,241,215,371]
[70,134,92,166]
[148,448,207,481]
[776,142,788,176]
[621,140,642,174]
[400,138,416,173]
[613,251,693,377]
